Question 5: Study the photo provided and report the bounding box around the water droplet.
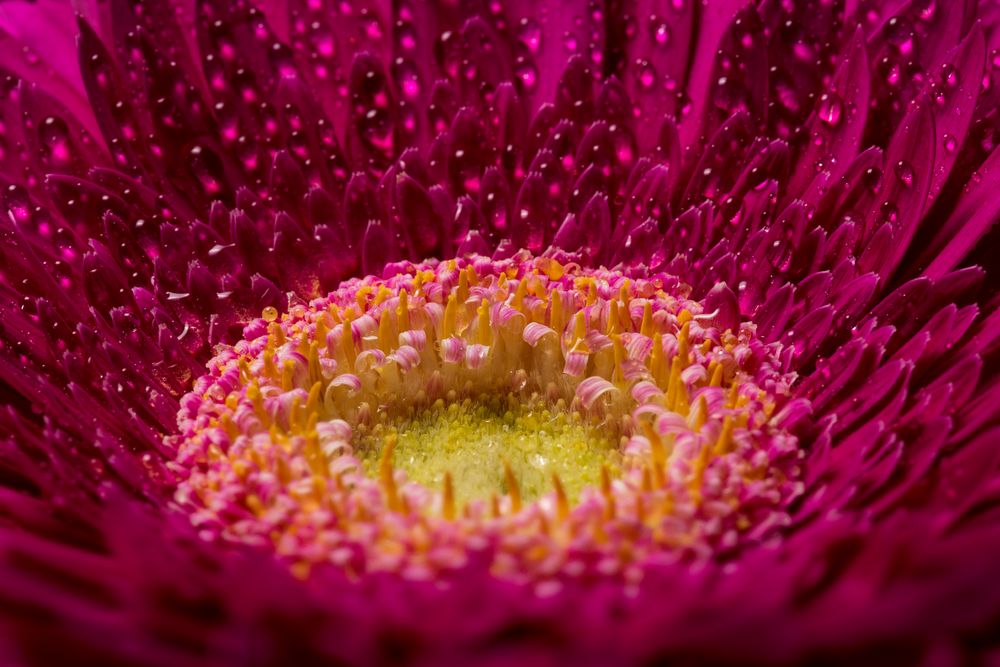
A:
[881,201,899,223]
[516,61,538,90]
[311,24,335,58]
[894,160,915,188]
[189,145,224,195]
[818,93,843,127]
[395,60,421,99]
[39,116,73,167]
[651,21,670,46]
[862,167,882,191]
[943,133,957,153]
[636,61,656,89]
[915,0,936,20]
[938,65,958,92]
[981,127,997,153]
[518,18,542,54]
[884,16,914,55]
[364,15,383,40]
[397,23,417,51]
[882,58,902,87]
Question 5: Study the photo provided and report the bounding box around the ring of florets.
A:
[170,252,804,587]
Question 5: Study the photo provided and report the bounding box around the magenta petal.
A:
[788,28,870,199]
[923,144,1000,278]
[511,172,548,254]
[703,282,740,332]
[866,100,935,280]
[926,24,986,205]
[623,0,694,151]
[678,0,747,149]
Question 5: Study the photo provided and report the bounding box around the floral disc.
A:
[171,253,805,585]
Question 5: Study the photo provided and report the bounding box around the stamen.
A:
[379,432,400,512]
[504,460,522,514]
[442,472,455,520]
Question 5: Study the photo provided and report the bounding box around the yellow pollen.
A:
[357,397,616,508]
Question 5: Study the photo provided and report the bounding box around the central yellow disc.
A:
[357,396,620,507]
[172,254,804,581]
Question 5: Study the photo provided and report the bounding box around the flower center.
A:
[169,253,805,583]
[356,395,619,507]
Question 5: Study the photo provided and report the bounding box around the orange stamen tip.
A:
[503,460,522,514]
[551,472,569,521]
[442,472,456,520]
[379,432,400,511]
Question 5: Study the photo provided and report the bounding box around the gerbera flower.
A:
[2,0,1000,664]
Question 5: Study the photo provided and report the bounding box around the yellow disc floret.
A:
[357,394,620,508]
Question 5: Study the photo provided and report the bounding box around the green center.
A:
[357,396,619,508]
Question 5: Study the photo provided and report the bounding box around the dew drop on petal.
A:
[40,116,73,167]
[863,166,882,191]
[636,61,656,89]
[884,16,914,55]
[395,60,420,100]
[563,32,579,53]
[818,93,843,127]
[881,200,900,223]
[651,21,670,46]
[915,0,937,20]
[894,160,915,188]
[516,61,538,90]
[940,64,958,89]
[517,18,542,54]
